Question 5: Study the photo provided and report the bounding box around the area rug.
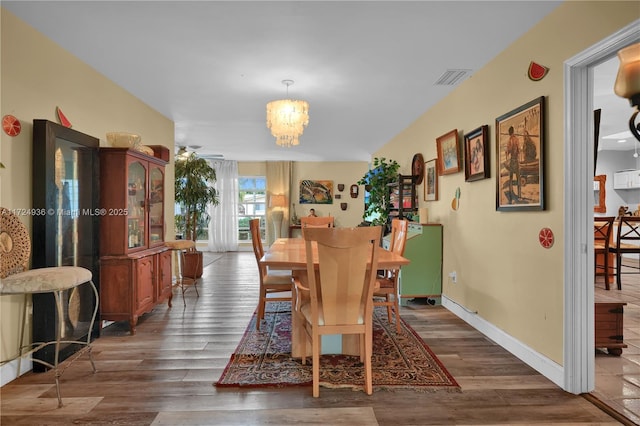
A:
[215,302,460,392]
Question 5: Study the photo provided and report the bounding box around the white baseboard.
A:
[0,358,32,387]
[441,295,565,390]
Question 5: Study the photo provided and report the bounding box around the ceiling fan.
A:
[175,145,224,160]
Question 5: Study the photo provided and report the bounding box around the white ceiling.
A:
[4,1,631,160]
[593,56,638,152]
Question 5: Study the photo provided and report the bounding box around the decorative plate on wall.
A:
[2,115,21,137]
[0,207,31,278]
[538,227,554,248]
[412,153,424,185]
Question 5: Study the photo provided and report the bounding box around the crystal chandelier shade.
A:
[266,80,309,147]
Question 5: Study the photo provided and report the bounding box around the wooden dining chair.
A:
[608,216,640,290]
[375,218,408,332]
[300,216,334,228]
[594,216,615,290]
[249,219,292,330]
[293,226,382,397]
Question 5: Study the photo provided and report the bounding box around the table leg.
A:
[291,270,311,358]
[53,290,64,408]
[86,280,99,374]
[1,279,99,409]
[17,293,28,376]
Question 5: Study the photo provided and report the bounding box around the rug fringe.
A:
[319,382,462,393]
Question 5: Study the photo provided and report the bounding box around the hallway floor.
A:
[593,262,640,425]
[0,252,633,424]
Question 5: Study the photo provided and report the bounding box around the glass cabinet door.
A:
[127,161,147,249]
[149,165,165,246]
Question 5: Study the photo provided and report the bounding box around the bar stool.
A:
[0,207,98,408]
[165,240,199,305]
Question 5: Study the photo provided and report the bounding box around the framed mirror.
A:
[594,174,606,213]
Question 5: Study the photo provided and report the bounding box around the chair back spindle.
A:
[608,216,640,290]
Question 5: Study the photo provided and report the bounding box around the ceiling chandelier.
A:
[266,80,309,147]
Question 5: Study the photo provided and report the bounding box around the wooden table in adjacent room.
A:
[260,237,410,358]
[288,224,301,238]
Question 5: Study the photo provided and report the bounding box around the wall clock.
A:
[412,153,424,185]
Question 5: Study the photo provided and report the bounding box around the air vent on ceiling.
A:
[434,69,472,86]
[200,154,224,160]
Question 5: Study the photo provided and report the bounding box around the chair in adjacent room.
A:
[293,226,382,397]
[375,218,408,332]
[608,216,640,290]
[0,207,98,408]
[300,216,334,228]
[249,218,292,330]
[594,216,615,290]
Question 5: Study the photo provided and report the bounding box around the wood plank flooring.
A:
[0,252,628,425]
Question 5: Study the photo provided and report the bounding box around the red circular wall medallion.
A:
[538,227,554,248]
[2,115,21,137]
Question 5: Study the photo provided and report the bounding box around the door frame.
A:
[563,20,639,393]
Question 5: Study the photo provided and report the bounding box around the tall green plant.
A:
[357,157,399,226]
[174,153,219,241]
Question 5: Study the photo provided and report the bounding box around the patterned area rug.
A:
[215,302,460,392]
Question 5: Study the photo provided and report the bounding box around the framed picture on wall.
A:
[464,125,489,182]
[495,96,545,211]
[424,159,438,201]
[299,180,334,204]
[436,129,461,175]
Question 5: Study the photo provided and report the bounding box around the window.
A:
[238,176,266,242]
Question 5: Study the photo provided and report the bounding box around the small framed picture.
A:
[495,96,545,211]
[464,125,489,182]
[424,158,438,201]
[436,129,460,175]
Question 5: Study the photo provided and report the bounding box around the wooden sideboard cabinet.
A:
[594,297,627,356]
[99,148,172,334]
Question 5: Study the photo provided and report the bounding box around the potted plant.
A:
[174,152,219,278]
[357,157,399,228]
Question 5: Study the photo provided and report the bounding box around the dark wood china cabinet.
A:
[31,120,100,371]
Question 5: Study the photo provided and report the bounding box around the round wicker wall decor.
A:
[0,207,31,278]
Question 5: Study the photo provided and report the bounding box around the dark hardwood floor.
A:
[0,252,629,425]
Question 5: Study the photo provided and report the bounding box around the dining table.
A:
[260,237,410,357]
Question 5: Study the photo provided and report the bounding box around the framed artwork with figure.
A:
[495,96,545,211]
[464,125,489,182]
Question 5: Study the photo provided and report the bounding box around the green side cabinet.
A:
[398,223,443,304]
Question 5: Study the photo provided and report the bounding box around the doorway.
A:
[564,19,639,396]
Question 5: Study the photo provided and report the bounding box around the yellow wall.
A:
[0,9,175,365]
[238,161,370,231]
[375,1,638,364]
[292,162,369,228]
